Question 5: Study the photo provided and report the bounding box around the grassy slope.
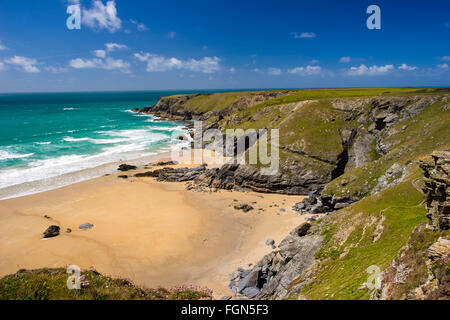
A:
[292,181,429,300]
[291,177,450,300]
[0,269,213,300]
[280,95,449,300]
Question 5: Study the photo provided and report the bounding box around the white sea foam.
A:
[0,124,187,199]
[63,137,90,142]
[0,150,34,161]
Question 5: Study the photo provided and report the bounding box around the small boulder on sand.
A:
[79,223,94,230]
[234,204,254,213]
[118,164,137,172]
[43,225,60,239]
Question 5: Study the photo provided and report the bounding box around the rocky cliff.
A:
[134,88,450,300]
[135,89,449,200]
[420,151,450,231]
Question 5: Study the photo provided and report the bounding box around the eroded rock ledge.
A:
[420,151,450,231]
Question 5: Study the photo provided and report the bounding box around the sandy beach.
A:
[0,154,308,298]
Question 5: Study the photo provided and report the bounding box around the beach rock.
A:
[118,164,137,172]
[193,163,327,195]
[238,268,261,293]
[79,223,94,230]
[290,223,311,237]
[43,225,60,238]
[292,194,359,215]
[220,296,232,300]
[234,204,254,212]
[265,238,275,246]
[152,161,178,167]
[242,287,260,299]
[66,228,72,234]
[135,165,207,182]
[118,175,128,179]
[228,222,321,299]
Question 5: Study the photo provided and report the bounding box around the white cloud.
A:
[82,0,122,32]
[93,49,106,58]
[134,53,182,72]
[5,56,40,73]
[69,57,130,72]
[288,65,322,76]
[0,61,4,70]
[70,58,102,69]
[398,63,417,71]
[251,68,261,73]
[168,31,176,39]
[291,32,316,39]
[229,67,236,73]
[347,64,394,76]
[310,59,320,64]
[130,19,148,31]
[339,56,351,63]
[45,66,68,74]
[105,42,128,52]
[440,56,450,61]
[268,67,281,75]
[437,63,448,69]
[0,44,8,51]
[134,52,221,74]
[102,57,130,71]
[185,57,221,73]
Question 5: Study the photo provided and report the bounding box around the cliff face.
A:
[135,88,450,300]
[420,151,450,231]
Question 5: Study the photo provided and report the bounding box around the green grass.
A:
[379,225,448,299]
[0,269,213,300]
[292,180,428,300]
[238,87,448,115]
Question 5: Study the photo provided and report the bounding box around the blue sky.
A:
[0,0,449,92]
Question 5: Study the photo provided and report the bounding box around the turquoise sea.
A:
[0,91,210,199]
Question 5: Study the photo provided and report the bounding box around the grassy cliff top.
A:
[0,268,213,300]
[161,87,449,114]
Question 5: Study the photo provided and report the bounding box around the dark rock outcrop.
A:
[419,151,450,231]
[135,165,207,182]
[292,194,359,215]
[194,164,326,195]
[118,164,137,172]
[229,223,323,299]
[43,225,60,238]
[234,204,254,213]
[151,161,179,167]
